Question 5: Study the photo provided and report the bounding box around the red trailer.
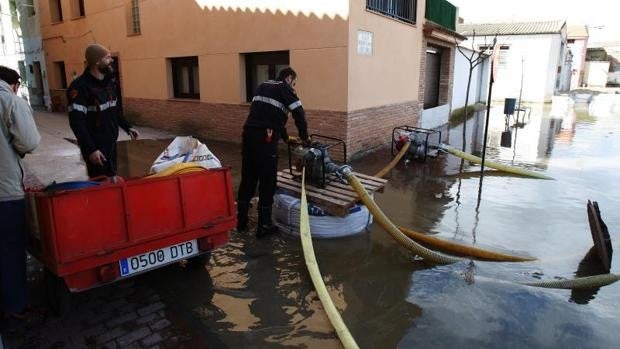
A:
[26,168,235,297]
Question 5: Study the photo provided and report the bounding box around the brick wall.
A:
[419,37,428,105]
[124,98,347,145]
[124,98,249,142]
[420,35,456,110]
[346,101,421,158]
[124,98,420,159]
[426,36,454,106]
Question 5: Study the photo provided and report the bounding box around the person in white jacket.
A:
[0,66,40,322]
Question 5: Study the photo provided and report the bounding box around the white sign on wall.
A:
[357,30,373,56]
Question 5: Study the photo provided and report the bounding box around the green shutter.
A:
[425,0,456,31]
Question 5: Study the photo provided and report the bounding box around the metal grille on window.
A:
[366,0,416,24]
[131,0,140,34]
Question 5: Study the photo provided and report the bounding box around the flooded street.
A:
[117,94,619,349]
[15,95,618,349]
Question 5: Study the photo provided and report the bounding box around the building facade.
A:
[567,24,588,90]
[39,0,459,156]
[458,21,571,103]
[0,0,49,107]
[451,45,490,111]
[0,0,26,99]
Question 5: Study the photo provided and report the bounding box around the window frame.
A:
[244,51,290,102]
[366,0,417,25]
[170,56,200,100]
[53,61,67,89]
[49,0,63,23]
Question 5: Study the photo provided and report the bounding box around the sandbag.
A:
[150,136,221,174]
[273,192,373,239]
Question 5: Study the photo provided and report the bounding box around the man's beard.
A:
[97,63,113,75]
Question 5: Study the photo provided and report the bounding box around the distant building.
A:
[567,24,589,90]
[0,0,50,108]
[16,0,50,108]
[451,45,490,111]
[584,44,620,87]
[0,0,27,100]
[458,20,571,102]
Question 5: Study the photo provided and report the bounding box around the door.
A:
[424,49,441,109]
[111,56,123,116]
[32,61,45,106]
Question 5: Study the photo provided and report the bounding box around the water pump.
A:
[288,134,349,188]
[391,126,442,162]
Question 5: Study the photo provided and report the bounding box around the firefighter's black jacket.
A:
[67,70,132,160]
[244,80,308,141]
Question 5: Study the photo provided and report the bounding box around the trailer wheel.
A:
[44,270,71,317]
[186,251,212,269]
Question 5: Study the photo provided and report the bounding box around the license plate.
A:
[119,240,199,277]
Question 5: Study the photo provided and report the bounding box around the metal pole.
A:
[480,73,494,178]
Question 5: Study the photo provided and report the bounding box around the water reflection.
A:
[118,94,620,348]
[570,247,609,305]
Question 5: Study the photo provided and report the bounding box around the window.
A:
[50,0,63,22]
[23,0,36,16]
[170,57,200,99]
[53,61,67,88]
[366,0,417,24]
[17,61,27,85]
[244,51,289,102]
[125,0,141,35]
[479,45,510,68]
[497,46,510,68]
[70,0,85,18]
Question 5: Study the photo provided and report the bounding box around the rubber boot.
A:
[236,201,249,232]
[256,205,278,238]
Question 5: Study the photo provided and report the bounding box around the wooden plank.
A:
[277,182,351,207]
[281,169,383,193]
[276,167,388,217]
[278,172,360,198]
[278,177,359,202]
[325,173,383,192]
[277,175,358,202]
[587,200,612,272]
[277,182,351,217]
[280,172,379,196]
[325,176,382,193]
[351,171,388,184]
[349,172,387,187]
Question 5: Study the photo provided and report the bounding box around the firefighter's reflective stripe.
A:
[252,95,288,114]
[68,103,88,114]
[96,100,117,111]
[288,100,302,110]
[68,100,117,114]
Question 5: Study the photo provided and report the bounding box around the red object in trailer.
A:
[26,168,235,292]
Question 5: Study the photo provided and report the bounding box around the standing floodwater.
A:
[129,95,620,348]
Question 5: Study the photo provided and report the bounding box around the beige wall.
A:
[40,0,349,111]
[347,0,425,111]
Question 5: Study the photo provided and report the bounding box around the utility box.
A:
[504,98,517,115]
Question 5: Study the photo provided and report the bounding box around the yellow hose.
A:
[440,144,554,180]
[374,142,410,178]
[398,226,536,262]
[147,162,207,178]
[522,273,620,289]
[345,170,461,264]
[300,169,360,349]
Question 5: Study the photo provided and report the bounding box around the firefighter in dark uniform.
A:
[237,67,309,238]
[67,44,139,178]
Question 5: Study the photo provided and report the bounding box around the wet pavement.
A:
[3,94,620,348]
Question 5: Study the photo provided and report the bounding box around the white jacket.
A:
[0,80,40,201]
